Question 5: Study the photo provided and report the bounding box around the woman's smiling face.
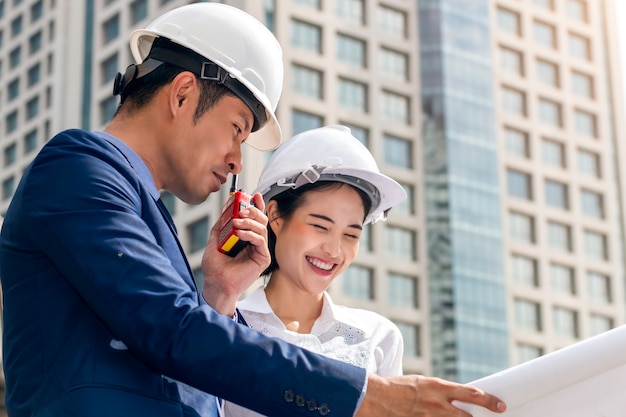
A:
[268,183,366,296]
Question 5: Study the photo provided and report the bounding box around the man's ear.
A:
[169,71,196,112]
[266,200,282,233]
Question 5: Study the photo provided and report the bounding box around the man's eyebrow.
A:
[309,213,363,230]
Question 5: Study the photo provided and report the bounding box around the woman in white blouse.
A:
[223,125,408,417]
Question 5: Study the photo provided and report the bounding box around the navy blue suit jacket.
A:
[0,130,365,417]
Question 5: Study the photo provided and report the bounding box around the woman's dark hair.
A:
[262,181,372,276]
[116,62,234,123]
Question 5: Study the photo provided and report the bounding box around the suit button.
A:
[318,403,330,416]
[306,399,317,411]
[283,390,295,403]
[296,395,306,407]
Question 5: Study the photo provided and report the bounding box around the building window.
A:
[509,212,535,243]
[539,98,562,127]
[6,110,18,134]
[337,34,366,68]
[9,46,21,68]
[338,78,367,112]
[386,226,416,261]
[341,264,373,300]
[587,271,611,303]
[533,0,554,9]
[542,139,565,168]
[504,127,529,158]
[507,169,532,200]
[103,14,120,45]
[10,15,22,37]
[584,230,607,260]
[497,8,520,36]
[2,176,15,201]
[577,149,600,178]
[566,0,587,22]
[187,217,209,253]
[572,71,593,98]
[291,20,321,53]
[8,78,19,101]
[23,129,38,154]
[536,59,558,87]
[388,272,418,308]
[3,143,16,167]
[553,307,578,338]
[569,33,591,60]
[30,0,43,22]
[381,91,409,124]
[515,299,542,331]
[550,263,575,295]
[500,46,523,76]
[101,53,119,85]
[383,134,412,169]
[336,0,364,25]
[378,6,406,39]
[292,64,323,99]
[574,110,596,138]
[502,87,526,116]
[380,48,408,81]
[589,314,613,336]
[29,31,42,54]
[100,96,118,125]
[545,179,568,210]
[294,0,320,9]
[581,189,604,219]
[534,20,556,48]
[510,254,539,287]
[291,110,323,134]
[395,322,420,356]
[548,221,572,252]
[517,343,543,364]
[26,96,39,120]
[27,63,41,86]
[130,0,148,24]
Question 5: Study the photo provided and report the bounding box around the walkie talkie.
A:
[218,174,253,257]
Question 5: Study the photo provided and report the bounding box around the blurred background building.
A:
[0,0,625,411]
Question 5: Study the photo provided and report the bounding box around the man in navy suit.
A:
[0,3,506,417]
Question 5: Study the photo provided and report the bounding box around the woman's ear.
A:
[266,200,281,234]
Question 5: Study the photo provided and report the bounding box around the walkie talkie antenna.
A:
[229,174,238,194]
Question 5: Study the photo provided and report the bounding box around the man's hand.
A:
[201,193,270,315]
[356,374,506,417]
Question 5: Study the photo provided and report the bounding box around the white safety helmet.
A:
[254,125,407,224]
[125,3,283,151]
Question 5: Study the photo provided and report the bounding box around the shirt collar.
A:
[93,130,161,201]
[239,284,370,337]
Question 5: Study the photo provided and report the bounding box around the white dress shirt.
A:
[223,286,404,417]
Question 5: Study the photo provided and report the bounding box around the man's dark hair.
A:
[263,182,372,276]
[116,62,234,124]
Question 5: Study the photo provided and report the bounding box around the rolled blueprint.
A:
[455,324,626,417]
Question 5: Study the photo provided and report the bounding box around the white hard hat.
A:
[128,3,283,151]
[254,125,407,224]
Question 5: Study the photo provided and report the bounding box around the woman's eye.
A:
[312,224,327,231]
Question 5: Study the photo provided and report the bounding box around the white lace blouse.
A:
[223,286,404,417]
